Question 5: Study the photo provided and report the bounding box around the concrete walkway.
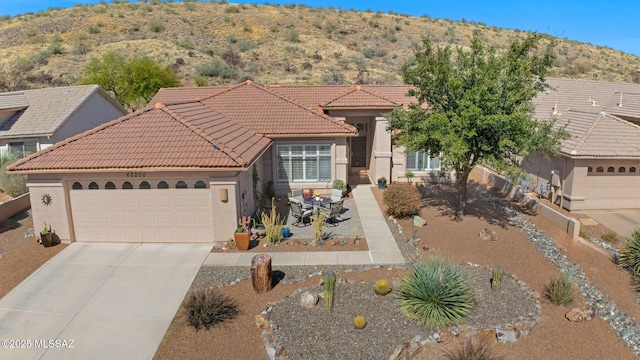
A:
[0,243,211,360]
[585,209,640,238]
[203,185,405,266]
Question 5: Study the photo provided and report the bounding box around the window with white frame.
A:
[406,150,441,171]
[276,144,331,182]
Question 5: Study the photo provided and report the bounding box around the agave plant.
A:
[620,228,640,278]
[397,256,474,328]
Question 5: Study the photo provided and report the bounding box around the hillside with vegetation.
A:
[1,1,639,92]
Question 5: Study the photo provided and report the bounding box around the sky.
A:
[2,0,639,56]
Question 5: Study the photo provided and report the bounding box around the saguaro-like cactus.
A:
[323,270,336,310]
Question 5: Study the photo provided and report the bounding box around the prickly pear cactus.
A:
[353,316,367,329]
[323,270,336,310]
[373,279,392,296]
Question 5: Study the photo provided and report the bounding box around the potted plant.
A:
[41,221,52,248]
[377,177,387,189]
[234,216,250,250]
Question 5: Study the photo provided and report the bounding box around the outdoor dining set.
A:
[288,188,344,227]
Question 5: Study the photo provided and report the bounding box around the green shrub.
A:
[332,179,346,191]
[184,288,239,330]
[284,29,300,43]
[183,2,196,11]
[442,339,502,360]
[224,5,240,13]
[88,24,100,34]
[148,19,164,32]
[236,40,257,52]
[193,76,208,86]
[197,58,237,79]
[620,228,640,278]
[544,272,574,306]
[0,150,28,197]
[383,183,421,218]
[398,256,474,327]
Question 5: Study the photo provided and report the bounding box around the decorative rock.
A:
[413,216,427,227]
[299,291,318,309]
[476,328,497,344]
[566,306,596,322]
[478,227,498,241]
[255,312,270,330]
[436,331,454,344]
[496,328,517,343]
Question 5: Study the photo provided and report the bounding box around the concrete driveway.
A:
[584,209,640,238]
[0,243,211,360]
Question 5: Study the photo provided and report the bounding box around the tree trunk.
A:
[455,168,472,221]
[251,254,273,294]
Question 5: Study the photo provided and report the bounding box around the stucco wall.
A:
[52,92,127,142]
[27,179,72,242]
[0,193,30,222]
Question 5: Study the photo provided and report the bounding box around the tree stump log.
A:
[251,254,273,294]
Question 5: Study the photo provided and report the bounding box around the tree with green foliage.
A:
[0,150,27,197]
[79,51,179,110]
[387,34,568,220]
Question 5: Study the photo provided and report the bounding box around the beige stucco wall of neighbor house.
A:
[51,92,127,143]
[27,179,73,243]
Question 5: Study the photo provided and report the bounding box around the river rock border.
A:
[475,189,640,356]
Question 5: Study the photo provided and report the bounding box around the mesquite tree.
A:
[387,34,567,220]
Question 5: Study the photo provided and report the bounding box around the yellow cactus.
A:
[353,316,367,329]
[374,279,392,296]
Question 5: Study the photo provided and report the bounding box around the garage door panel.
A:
[585,176,640,209]
[71,189,213,242]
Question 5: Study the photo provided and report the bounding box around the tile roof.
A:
[533,78,640,158]
[553,110,640,158]
[196,81,357,136]
[0,93,28,111]
[0,85,125,139]
[7,101,271,172]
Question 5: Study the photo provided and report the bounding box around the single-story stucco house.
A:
[7,78,640,243]
[522,78,640,211]
[0,85,128,157]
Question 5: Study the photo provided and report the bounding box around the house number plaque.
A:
[126,172,147,178]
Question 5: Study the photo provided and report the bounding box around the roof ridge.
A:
[205,80,357,134]
[568,112,601,155]
[156,102,248,166]
[6,106,151,171]
[324,86,401,107]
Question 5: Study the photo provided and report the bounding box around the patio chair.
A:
[290,201,312,227]
[331,188,343,202]
[289,189,311,209]
[321,200,343,226]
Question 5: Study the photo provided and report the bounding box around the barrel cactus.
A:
[353,316,367,329]
[373,279,392,295]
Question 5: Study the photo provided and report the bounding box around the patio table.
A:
[304,197,331,212]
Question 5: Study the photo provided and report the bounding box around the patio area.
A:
[272,196,365,242]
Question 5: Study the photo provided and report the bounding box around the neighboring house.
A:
[0,85,128,157]
[8,78,639,244]
[522,78,640,211]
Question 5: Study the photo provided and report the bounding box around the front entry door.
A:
[350,136,367,169]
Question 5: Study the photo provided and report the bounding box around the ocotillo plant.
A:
[323,270,336,310]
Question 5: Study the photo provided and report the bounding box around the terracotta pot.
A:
[234,231,250,251]
[40,232,52,247]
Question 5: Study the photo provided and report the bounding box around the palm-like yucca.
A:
[620,228,640,277]
[397,256,474,328]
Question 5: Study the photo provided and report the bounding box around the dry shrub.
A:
[383,183,421,218]
[184,288,239,330]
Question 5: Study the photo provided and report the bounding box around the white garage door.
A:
[584,175,640,210]
[70,189,214,242]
